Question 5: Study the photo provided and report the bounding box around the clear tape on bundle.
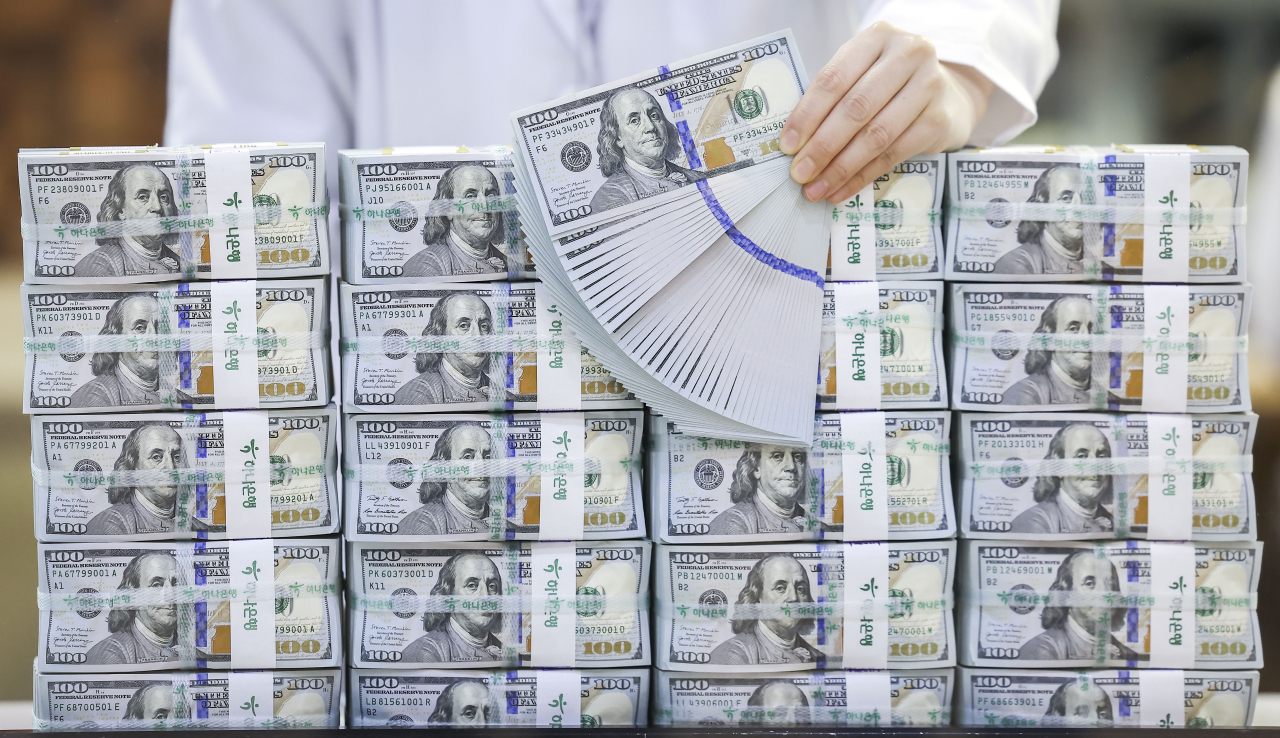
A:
[961,589,1256,611]
[814,438,950,456]
[34,716,333,732]
[830,312,941,332]
[341,333,566,355]
[962,454,1252,478]
[343,456,636,483]
[949,201,1246,227]
[38,581,339,611]
[667,707,948,727]
[350,592,647,614]
[32,460,331,488]
[654,597,952,622]
[25,332,324,355]
[343,194,519,220]
[20,201,331,242]
[957,713,1137,730]
[950,329,1247,354]
[836,207,945,228]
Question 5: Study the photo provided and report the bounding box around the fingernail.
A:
[792,157,815,183]
[804,180,829,201]
[780,129,800,154]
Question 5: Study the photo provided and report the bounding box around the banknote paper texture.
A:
[34,669,342,730]
[957,540,1261,669]
[956,667,1258,728]
[949,283,1250,412]
[349,669,650,727]
[345,411,644,541]
[654,669,953,727]
[20,144,330,283]
[347,541,650,669]
[339,146,532,283]
[957,413,1256,540]
[339,281,638,412]
[650,413,952,543]
[655,542,956,672]
[945,145,1247,283]
[23,280,330,415]
[32,408,339,541]
[37,538,342,672]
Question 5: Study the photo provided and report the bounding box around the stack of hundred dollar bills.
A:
[337,141,652,729]
[19,143,341,730]
[948,144,1260,729]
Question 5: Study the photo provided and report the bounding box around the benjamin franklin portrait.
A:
[708,445,812,536]
[84,551,183,665]
[708,554,822,665]
[85,424,189,537]
[68,294,186,409]
[993,163,1085,276]
[1001,296,1094,406]
[589,87,706,214]
[75,163,182,278]
[398,422,496,536]
[1017,551,1141,662]
[401,552,503,663]
[391,292,502,406]
[403,164,508,279]
[1009,423,1114,535]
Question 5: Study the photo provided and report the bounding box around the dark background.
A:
[0,0,1278,702]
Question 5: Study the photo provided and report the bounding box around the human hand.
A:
[780,22,994,203]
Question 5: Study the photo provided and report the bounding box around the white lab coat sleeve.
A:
[857,0,1060,145]
[163,0,359,147]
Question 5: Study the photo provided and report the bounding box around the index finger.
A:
[780,25,891,157]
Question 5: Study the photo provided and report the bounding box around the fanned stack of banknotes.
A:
[16,27,1262,732]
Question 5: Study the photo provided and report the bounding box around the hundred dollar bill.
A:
[339,281,639,412]
[20,144,329,284]
[339,146,533,283]
[819,282,946,410]
[344,411,644,541]
[956,667,1258,728]
[957,413,1257,540]
[949,283,1250,412]
[347,541,651,669]
[37,538,342,672]
[512,30,808,238]
[32,408,339,542]
[945,145,1247,282]
[23,279,331,415]
[349,669,650,727]
[34,669,342,730]
[957,540,1262,669]
[828,154,944,281]
[655,542,956,672]
[649,412,953,543]
[654,669,953,727]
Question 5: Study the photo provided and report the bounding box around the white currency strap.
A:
[223,410,273,539]
[840,412,888,541]
[830,184,877,281]
[535,282,582,410]
[842,542,889,669]
[1148,542,1196,668]
[1143,152,1191,283]
[1146,414,1194,541]
[229,539,276,669]
[844,670,892,727]
[538,413,586,541]
[535,669,582,728]
[530,542,577,667]
[1139,669,1187,727]
[834,282,881,409]
[1142,285,1189,413]
[206,148,257,280]
[227,670,275,728]
[211,280,260,409]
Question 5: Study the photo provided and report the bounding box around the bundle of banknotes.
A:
[349,668,650,727]
[956,667,1259,728]
[945,145,1247,283]
[37,538,343,672]
[828,154,945,281]
[346,541,651,669]
[511,31,829,446]
[19,144,330,283]
[339,146,532,283]
[956,412,1256,540]
[654,669,953,727]
[34,669,342,730]
[344,411,644,541]
[32,408,340,541]
[654,542,956,672]
[649,412,953,542]
[23,279,331,414]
